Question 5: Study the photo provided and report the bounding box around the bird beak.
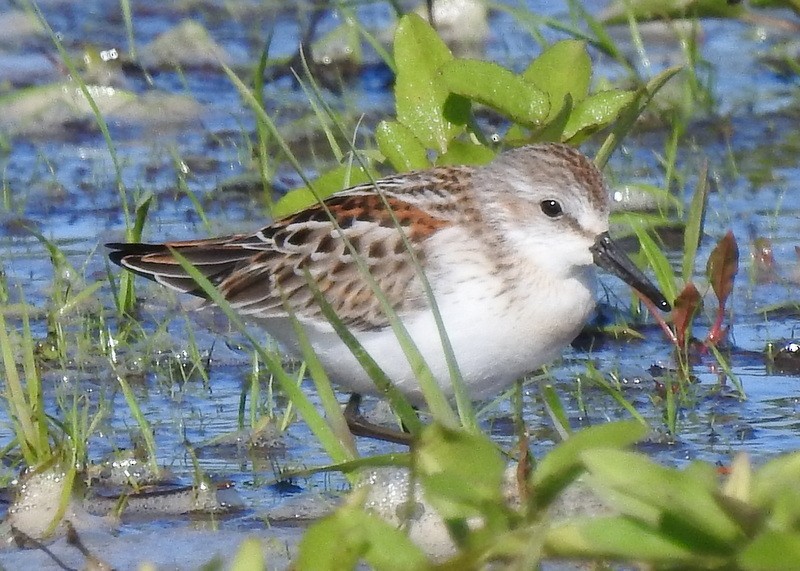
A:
[590,232,671,311]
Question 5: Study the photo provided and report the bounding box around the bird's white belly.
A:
[268,267,597,406]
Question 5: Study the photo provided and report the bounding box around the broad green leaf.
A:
[563,90,636,142]
[752,453,800,528]
[581,449,745,551]
[546,516,702,562]
[375,120,430,171]
[394,14,458,153]
[297,496,429,571]
[436,140,495,166]
[738,531,800,571]
[437,59,549,128]
[416,424,506,521]
[272,161,377,219]
[531,421,646,509]
[523,40,591,121]
[760,487,800,532]
[534,93,574,143]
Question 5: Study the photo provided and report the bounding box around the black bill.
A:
[590,232,671,312]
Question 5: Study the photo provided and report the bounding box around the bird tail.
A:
[106,238,255,298]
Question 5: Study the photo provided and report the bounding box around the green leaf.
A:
[272,161,377,219]
[416,424,506,521]
[531,93,574,142]
[752,453,800,529]
[531,420,646,509]
[546,516,701,562]
[581,449,745,552]
[436,140,495,166]
[393,14,459,153]
[523,40,591,122]
[562,90,636,142]
[375,120,430,171]
[738,531,800,571]
[296,496,429,571]
[437,59,549,128]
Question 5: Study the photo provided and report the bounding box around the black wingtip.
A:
[105,242,168,266]
[106,243,127,266]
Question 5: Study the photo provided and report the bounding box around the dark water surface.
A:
[0,0,799,567]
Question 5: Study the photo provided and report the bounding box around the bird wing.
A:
[107,191,455,330]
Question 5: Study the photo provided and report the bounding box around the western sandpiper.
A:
[108,143,669,416]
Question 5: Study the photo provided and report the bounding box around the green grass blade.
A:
[292,64,343,161]
[0,311,38,464]
[594,65,682,169]
[683,161,708,282]
[285,305,358,456]
[629,218,678,305]
[586,365,647,426]
[281,452,411,479]
[21,309,48,457]
[113,368,159,473]
[169,149,211,232]
[708,343,745,399]
[541,380,571,440]
[116,193,154,312]
[254,38,275,212]
[120,0,136,60]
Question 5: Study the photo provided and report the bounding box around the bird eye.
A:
[540,200,563,218]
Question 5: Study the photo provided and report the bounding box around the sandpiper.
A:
[108,143,669,432]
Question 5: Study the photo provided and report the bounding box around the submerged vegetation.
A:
[0,0,799,568]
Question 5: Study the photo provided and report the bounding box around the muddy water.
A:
[0,0,799,568]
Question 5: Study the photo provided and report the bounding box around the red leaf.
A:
[706,231,739,307]
[673,282,702,348]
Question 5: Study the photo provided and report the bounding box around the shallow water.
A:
[0,0,800,568]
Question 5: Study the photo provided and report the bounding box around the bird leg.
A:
[344,394,413,446]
